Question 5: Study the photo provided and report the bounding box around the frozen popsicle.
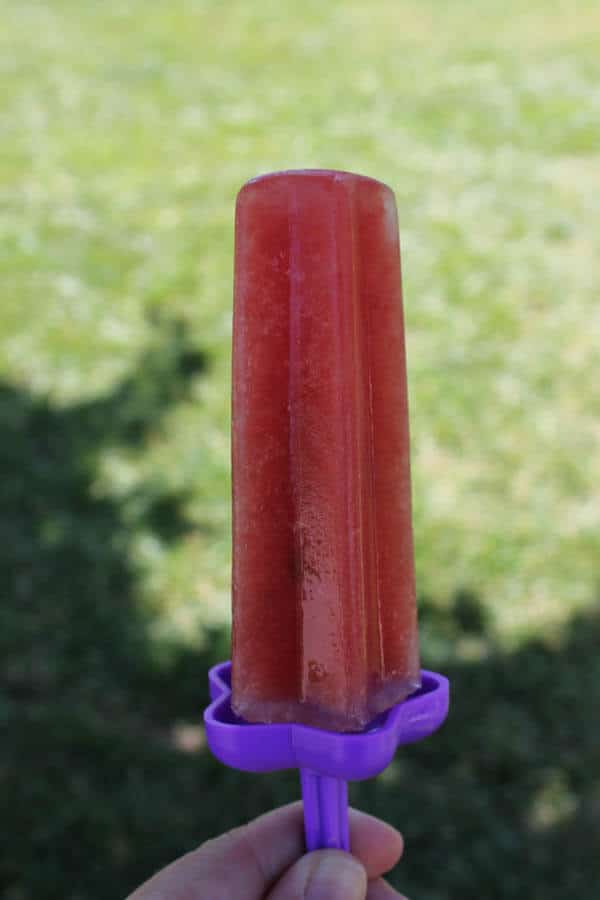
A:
[231,169,420,732]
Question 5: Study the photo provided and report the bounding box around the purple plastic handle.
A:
[301,770,350,851]
[204,661,449,853]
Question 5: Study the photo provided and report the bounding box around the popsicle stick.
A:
[300,768,350,852]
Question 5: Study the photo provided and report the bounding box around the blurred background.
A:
[1,1,599,898]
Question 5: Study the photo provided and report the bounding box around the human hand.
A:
[127,801,408,899]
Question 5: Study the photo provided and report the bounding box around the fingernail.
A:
[305,851,367,900]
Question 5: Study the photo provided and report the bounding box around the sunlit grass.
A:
[1,0,598,646]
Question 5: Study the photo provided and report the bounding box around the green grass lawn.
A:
[1,1,599,898]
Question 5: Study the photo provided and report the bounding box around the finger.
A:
[126,802,304,900]
[235,803,403,883]
[266,849,367,900]
[127,801,403,900]
[348,807,404,878]
[367,876,409,900]
[207,802,402,887]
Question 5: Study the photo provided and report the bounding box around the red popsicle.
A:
[231,170,420,732]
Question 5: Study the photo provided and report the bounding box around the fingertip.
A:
[305,852,367,900]
[266,849,367,900]
[348,809,404,878]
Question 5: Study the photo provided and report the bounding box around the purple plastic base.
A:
[205,662,449,851]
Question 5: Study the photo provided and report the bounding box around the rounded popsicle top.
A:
[242,168,392,188]
[234,168,401,285]
[238,168,394,200]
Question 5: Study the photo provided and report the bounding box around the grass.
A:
[1,1,599,898]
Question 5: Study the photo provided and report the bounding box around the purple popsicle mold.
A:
[204,662,449,853]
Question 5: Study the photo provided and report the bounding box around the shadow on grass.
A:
[356,592,600,900]
[1,328,598,898]
[0,318,239,899]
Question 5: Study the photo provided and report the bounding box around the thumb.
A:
[266,849,367,900]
